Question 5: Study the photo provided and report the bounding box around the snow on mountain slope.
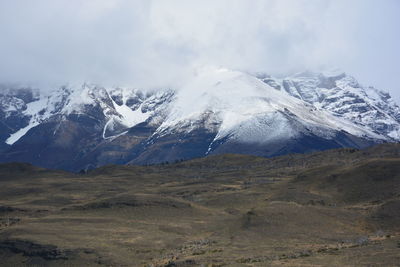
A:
[157,67,383,145]
[3,84,172,144]
[101,88,173,139]
[4,86,68,144]
[1,67,399,149]
[5,97,47,145]
[274,71,400,140]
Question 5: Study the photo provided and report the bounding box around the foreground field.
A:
[0,144,399,266]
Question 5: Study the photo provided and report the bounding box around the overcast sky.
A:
[0,0,399,102]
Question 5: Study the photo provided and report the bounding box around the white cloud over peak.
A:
[0,0,399,101]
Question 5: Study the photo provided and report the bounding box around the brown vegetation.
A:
[0,143,399,266]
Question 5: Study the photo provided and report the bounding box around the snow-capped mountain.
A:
[0,68,399,171]
[271,70,400,140]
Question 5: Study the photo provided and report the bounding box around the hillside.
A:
[0,143,399,266]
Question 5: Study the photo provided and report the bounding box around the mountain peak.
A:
[0,69,399,170]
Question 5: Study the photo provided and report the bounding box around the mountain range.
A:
[1,67,399,171]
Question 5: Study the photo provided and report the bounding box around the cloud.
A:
[0,0,399,101]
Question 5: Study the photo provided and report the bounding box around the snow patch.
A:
[5,122,39,145]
